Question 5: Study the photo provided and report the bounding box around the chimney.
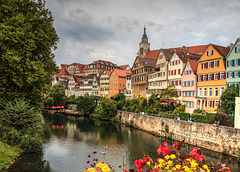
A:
[230,43,234,50]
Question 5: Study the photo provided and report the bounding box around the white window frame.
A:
[220,72,224,79]
[203,62,207,69]
[198,88,202,97]
[214,60,218,68]
[203,88,207,96]
[214,73,218,80]
[214,101,219,108]
[207,100,211,107]
[214,87,219,97]
[220,87,225,96]
[209,88,213,96]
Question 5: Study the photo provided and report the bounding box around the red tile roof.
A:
[119,65,130,70]
[113,69,132,77]
[211,44,230,58]
[167,45,208,55]
[144,50,160,60]
[188,58,199,74]
[175,52,201,63]
[162,49,174,61]
[138,57,156,67]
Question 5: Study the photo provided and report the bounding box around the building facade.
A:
[226,38,240,87]
[196,44,230,113]
[99,70,111,97]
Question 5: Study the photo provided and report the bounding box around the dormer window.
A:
[235,44,240,53]
[207,50,213,56]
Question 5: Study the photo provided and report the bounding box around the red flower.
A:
[190,147,198,157]
[172,142,178,149]
[195,154,205,162]
[157,142,169,155]
[124,168,128,172]
[134,159,147,172]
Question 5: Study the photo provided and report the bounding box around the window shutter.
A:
[211,61,214,68]
[218,73,220,80]
[206,62,208,69]
[227,61,229,67]
[197,75,198,81]
[206,74,208,81]
[238,71,240,77]
[232,59,235,67]
[210,101,212,107]
[238,59,240,66]
[207,51,209,56]
[233,72,235,78]
[201,75,203,81]
[227,72,229,78]
[219,101,221,105]
[213,101,215,107]
[169,71,170,75]
[205,101,207,107]
[174,70,176,75]
[212,50,214,55]
[180,91,181,96]
[227,84,229,89]
[180,80,181,85]
[169,81,171,85]
[217,60,219,67]
[178,69,180,74]
[172,81,174,85]
[176,80,178,86]
[236,47,238,53]
[212,74,214,80]
[224,72,226,79]
[202,63,203,69]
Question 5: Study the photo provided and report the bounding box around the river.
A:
[7,113,240,172]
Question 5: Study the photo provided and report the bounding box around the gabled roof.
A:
[73,75,82,83]
[119,65,130,70]
[167,45,208,55]
[226,38,240,60]
[188,59,199,74]
[144,50,160,60]
[89,59,118,68]
[112,69,132,77]
[60,64,68,69]
[162,49,174,61]
[175,52,201,63]
[138,57,156,67]
[211,44,230,59]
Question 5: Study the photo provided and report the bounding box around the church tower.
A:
[137,27,150,57]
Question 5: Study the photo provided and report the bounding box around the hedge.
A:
[179,112,190,121]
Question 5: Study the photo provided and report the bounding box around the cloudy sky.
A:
[46,0,240,67]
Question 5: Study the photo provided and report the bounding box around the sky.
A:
[45,0,240,67]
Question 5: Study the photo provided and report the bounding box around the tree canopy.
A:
[219,85,239,116]
[0,0,59,109]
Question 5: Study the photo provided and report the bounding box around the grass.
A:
[0,141,22,171]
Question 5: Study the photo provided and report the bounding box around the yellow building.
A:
[99,70,111,97]
[196,44,230,113]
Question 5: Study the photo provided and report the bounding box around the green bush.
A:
[172,104,185,114]
[179,112,190,121]
[76,94,96,116]
[215,113,234,127]
[96,97,117,120]
[0,99,44,153]
[191,113,206,123]
[206,113,216,124]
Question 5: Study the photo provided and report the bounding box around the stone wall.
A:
[117,110,240,157]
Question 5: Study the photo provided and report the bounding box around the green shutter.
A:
[236,47,238,53]
[233,72,235,78]
[238,71,240,77]
[227,60,229,67]
[227,72,229,78]
[232,59,235,66]
[227,84,229,88]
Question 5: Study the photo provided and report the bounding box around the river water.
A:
[7,113,240,172]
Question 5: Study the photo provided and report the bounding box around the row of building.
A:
[53,28,240,114]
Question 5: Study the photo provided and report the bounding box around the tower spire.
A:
[142,26,147,38]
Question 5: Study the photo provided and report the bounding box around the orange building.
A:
[196,44,230,113]
[109,69,132,97]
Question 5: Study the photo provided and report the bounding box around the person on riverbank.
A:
[216,121,220,129]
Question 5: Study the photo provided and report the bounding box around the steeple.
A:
[138,26,150,57]
[142,26,147,39]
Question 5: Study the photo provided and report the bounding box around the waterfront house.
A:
[99,70,111,97]
[181,58,199,113]
[109,69,131,97]
[196,44,230,113]
[226,38,240,87]
[84,60,118,75]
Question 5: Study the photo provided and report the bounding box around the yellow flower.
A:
[175,164,181,170]
[147,161,150,166]
[84,168,96,172]
[167,160,173,165]
[203,165,209,170]
[165,155,170,160]
[96,163,110,172]
[170,154,176,159]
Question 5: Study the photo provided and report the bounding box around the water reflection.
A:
[7,113,240,172]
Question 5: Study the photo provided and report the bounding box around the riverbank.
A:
[116,110,240,158]
[0,142,22,171]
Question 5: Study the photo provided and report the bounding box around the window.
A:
[198,75,202,81]
[229,72,232,78]
[214,73,218,80]
[119,83,121,87]
[208,74,212,81]
[203,63,207,69]
[214,60,218,68]
[208,61,212,68]
[203,88,207,96]
[209,88,213,96]
[214,101,219,108]
[207,100,211,107]
[114,89,116,92]
[236,45,240,53]
[203,75,207,81]
[220,87,225,96]
[123,84,125,87]
[110,89,112,92]
[220,72,224,79]
[198,88,202,97]
[207,50,213,56]
[214,87,219,96]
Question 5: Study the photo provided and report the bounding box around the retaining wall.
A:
[117,110,240,157]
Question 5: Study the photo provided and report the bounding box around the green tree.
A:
[0,0,59,109]
[0,99,44,153]
[160,86,179,107]
[111,93,126,110]
[219,85,239,115]
[76,94,96,116]
[97,97,117,119]
[43,83,67,108]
